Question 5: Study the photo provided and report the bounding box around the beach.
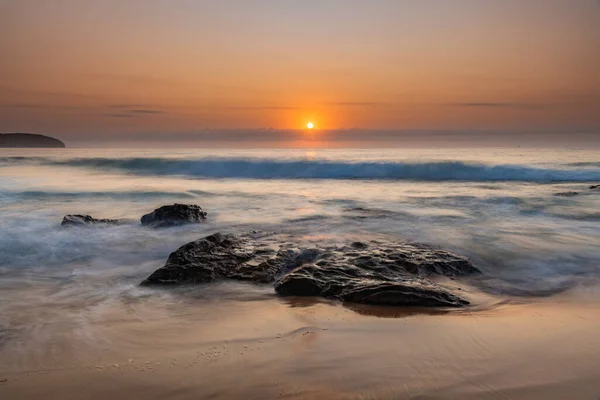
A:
[2,289,600,399]
[1,147,600,399]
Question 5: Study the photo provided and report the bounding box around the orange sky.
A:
[0,0,599,142]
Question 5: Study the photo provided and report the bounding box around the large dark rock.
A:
[61,214,120,227]
[141,204,207,228]
[142,232,480,308]
[0,133,65,148]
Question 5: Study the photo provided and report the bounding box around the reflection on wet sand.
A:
[282,296,451,318]
[2,285,600,400]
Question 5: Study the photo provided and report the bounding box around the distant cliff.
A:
[0,133,66,148]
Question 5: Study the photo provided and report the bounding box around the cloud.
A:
[447,102,545,110]
[218,105,300,110]
[2,102,166,119]
[130,109,164,114]
[104,106,165,117]
[326,101,393,107]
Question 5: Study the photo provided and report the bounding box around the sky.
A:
[1,0,599,146]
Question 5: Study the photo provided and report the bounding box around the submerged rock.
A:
[141,204,207,228]
[142,232,480,308]
[590,185,600,190]
[554,191,579,197]
[61,214,120,227]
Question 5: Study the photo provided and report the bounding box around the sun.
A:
[306,122,315,130]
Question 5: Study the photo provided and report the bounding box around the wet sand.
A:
[2,283,600,400]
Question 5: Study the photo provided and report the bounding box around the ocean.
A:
[1,147,600,398]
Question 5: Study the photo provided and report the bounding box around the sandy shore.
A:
[2,282,600,400]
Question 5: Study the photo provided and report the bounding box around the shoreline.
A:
[2,285,600,400]
[1,147,600,399]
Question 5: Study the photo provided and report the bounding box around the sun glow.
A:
[306,122,315,130]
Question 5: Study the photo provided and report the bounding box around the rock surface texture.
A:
[61,214,120,227]
[142,232,480,307]
[141,204,207,228]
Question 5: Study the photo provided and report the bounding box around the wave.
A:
[3,156,600,182]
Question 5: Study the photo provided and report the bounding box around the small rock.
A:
[140,204,207,228]
[61,214,120,227]
[554,192,579,197]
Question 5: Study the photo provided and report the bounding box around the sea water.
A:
[1,147,599,370]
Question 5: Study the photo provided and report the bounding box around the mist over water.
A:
[1,147,600,368]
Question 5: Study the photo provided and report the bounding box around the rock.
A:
[140,204,207,228]
[142,232,480,308]
[274,241,478,307]
[61,214,120,227]
[141,232,285,285]
[590,185,600,190]
[275,266,469,307]
[0,133,65,148]
[554,191,579,197]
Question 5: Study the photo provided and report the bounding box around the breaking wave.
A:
[2,156,600,182]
